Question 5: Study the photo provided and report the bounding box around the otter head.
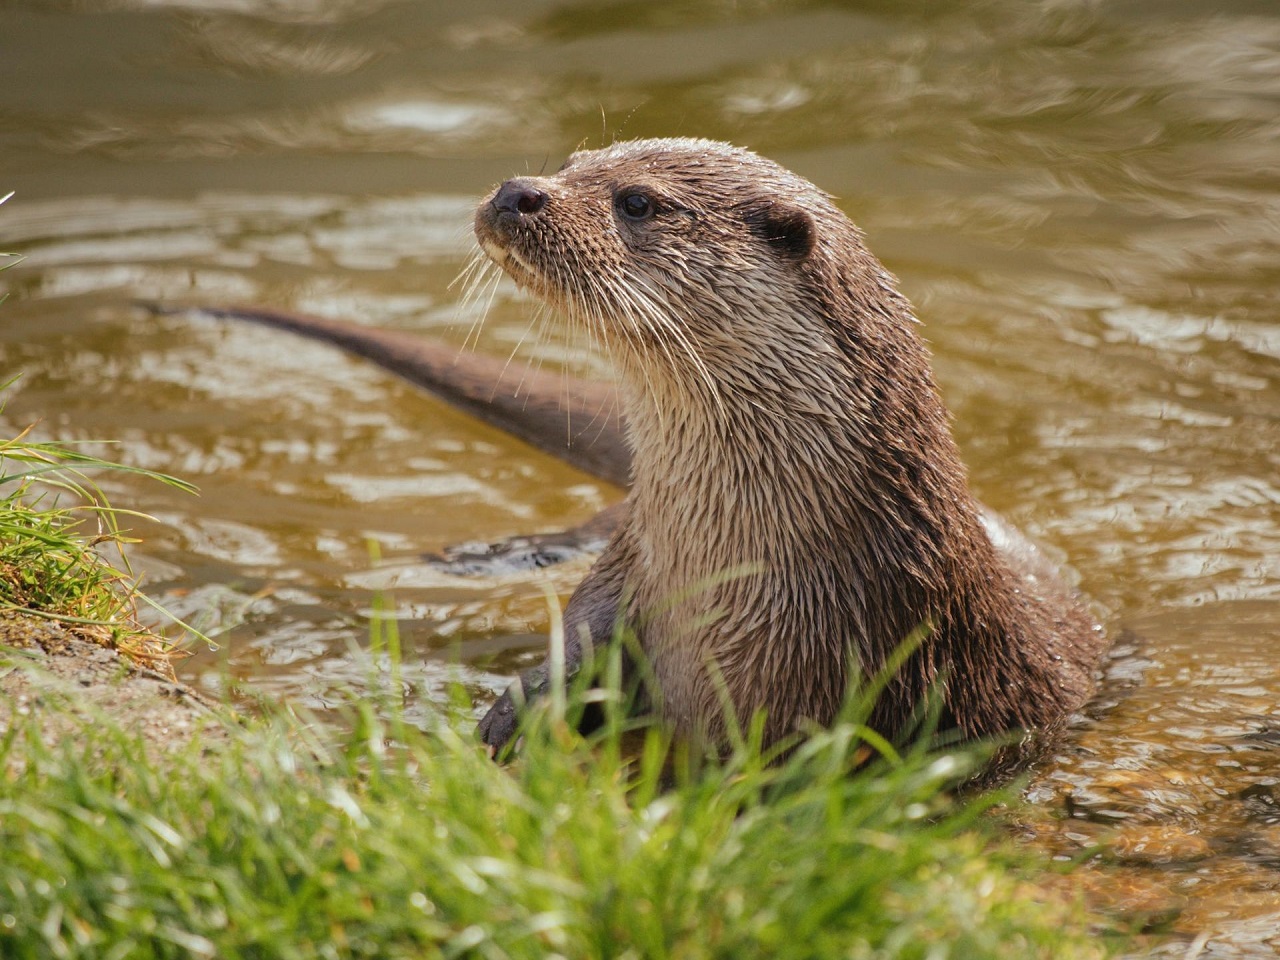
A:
[473,138,896,411]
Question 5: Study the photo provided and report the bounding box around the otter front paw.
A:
[476,689,521,757]
[477,661,558,758]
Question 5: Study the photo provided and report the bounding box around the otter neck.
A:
[611,305,1022,679]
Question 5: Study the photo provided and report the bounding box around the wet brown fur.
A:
[474,138,1106,759]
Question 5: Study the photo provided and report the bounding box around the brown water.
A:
[2,0,1278,953]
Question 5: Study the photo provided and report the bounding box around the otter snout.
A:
[490,178,549,217]
[474,176,559,283]
[475,177,552,263]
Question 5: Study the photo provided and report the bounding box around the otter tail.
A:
[142,303,631,488]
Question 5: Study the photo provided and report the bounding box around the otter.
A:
[166,137,1106,767]
[469,138,1105,762]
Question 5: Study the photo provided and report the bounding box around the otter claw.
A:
[477,663,553,758]
[476,690,521,756]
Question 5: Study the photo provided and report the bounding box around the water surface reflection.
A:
[2,0,1278,954]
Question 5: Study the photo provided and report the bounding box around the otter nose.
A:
[491,179,548,217]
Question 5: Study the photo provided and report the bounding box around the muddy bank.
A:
[0,612,229,756]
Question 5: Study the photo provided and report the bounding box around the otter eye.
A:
[617,191,654,221]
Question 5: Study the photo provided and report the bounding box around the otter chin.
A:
[473,137,1105,768]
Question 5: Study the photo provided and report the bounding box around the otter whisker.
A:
[522,303,558,413]
[455,250,503,354]
[656,309,727,423]
[495,290,549,403]
[586,270,668,433]
[449,243,488,293]
[626,263,730,422]
[569,268,618,437]
[468,262,506,355]
[618,278,724,426]
[547,253,588,439]
[612,281,682,387]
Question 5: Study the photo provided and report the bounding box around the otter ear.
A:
[750,202,816,262]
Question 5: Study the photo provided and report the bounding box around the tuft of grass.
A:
[0,404,199,672]
[0,656,1109,960]
[3,192,197,670]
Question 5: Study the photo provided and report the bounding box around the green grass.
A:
[0,399,198,669]
[0,661,1108,960]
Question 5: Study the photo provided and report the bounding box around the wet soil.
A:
[0,612,230,758]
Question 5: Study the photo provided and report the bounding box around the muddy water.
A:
[2,0,1278,953]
